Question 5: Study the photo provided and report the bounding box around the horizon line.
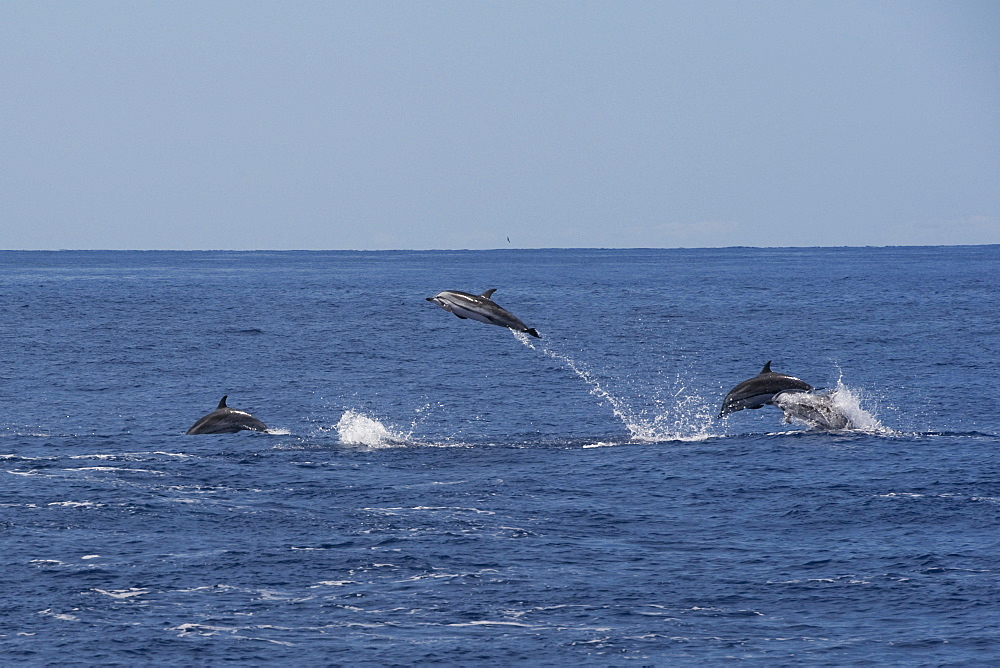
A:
[2,243,998,253]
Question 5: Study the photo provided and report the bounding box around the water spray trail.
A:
[513,331,714,442]
[513,332,638,432]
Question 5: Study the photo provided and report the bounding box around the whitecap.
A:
[47,501,104,508]
[69,451,192,460]
[92,588,149,599]
[172,622,237,634]
[448,620,536,628]
[64,466,164,474]
[171,584,237,593]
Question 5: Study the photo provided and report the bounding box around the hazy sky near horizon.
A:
[2,1,998,250]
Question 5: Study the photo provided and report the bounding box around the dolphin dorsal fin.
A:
[217,395,229,409]
[760,361,772,374]
[480,289,497,299]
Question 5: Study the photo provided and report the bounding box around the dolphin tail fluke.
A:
[526,328,541,338]
[217,395,228,409]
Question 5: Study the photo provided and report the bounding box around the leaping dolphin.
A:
[426,288,540,338]
[186,395,268,434]
[718,361,813,418]
[772,390,853,430]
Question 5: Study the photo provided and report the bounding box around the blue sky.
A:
[2,1,997,250]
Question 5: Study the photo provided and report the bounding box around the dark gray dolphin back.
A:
[426,288,541,338]
[718,361,813,418]
[186,395,268,435]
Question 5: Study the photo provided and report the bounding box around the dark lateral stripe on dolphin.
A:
[186,395,268,434]
[718,361,813,418]
[426,288,540,338]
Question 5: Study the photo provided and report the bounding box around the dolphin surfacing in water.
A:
[771,390,853,430]
[186,395,268,435]
[426,288,540,338]
[718,361,813,418]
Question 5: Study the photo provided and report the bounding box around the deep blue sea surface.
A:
[1,247,999,665]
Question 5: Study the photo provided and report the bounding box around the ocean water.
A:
[1,246,998,665]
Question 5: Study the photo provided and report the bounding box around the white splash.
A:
[336,410,412,448]
[776,378,891,434]
[513,331,715,442]
[824,381,889,433]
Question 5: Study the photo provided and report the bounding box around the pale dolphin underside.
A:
[718,361,813,418]
[426,288,540,338]
[186,395,268,434]
[771,390,853,430]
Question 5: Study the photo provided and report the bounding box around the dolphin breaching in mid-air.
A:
[186,395,268,434]
[426,288,541,338]
[718,361,857,430]
[718,361,813,418]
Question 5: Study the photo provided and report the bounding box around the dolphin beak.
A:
[425,297,434,301]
